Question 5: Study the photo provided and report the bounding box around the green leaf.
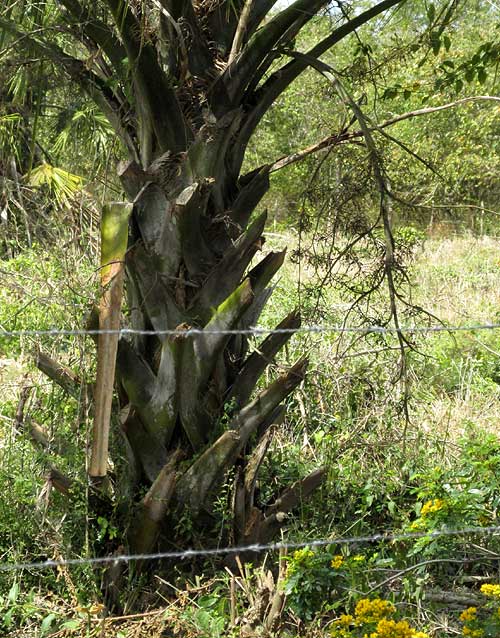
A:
[27,163,83,204]
[403,89,412,100]
[427,3,435,22]
[3,608,14,627]
[41,613,56,635]
[382,87,398,100]
[443,34,451,51]
[61,620,80,629]
[454,78,464,93]
[7,582,19,604]
[464,67,475,82]
[430,31,441,56]
[477,67,487,84]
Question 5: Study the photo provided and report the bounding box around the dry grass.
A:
[263,230,500,449]
[413,235,500,324]
[409,235,500,442]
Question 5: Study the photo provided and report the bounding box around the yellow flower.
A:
[332,614,355,627]
[480,583,500,597]
[412,633,430,638]
[420,498,445,517]
[331,618,353,638]
[355,598,396,623]
[459,607,478,622]
[353,554,366,562]
[291,547,314,567]
[331,555,345,569]
[462,628,484,637]
[370,618,414,638]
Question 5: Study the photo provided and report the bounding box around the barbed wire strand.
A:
[1,323,500,339]
[2,525,500,573]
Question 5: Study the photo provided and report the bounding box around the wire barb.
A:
[1,524,499,573]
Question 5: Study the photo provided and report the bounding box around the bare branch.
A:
[378,95,500,127]
[245,95,500,176]
[35,351,82,399]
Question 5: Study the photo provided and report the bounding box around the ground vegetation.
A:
[0,0,499,635]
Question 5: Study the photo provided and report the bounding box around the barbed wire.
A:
[1,524,499,573]
[1,322,500,339]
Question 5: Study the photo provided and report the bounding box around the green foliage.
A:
[0,112,22,162]
[279,433,500,624]
[0,246,95,355]
[247,6,500,233]
[283,548,375,619]
[407,433,500,555]
[27,162,83,204]
[0,580,61,634]
[52,102,115,161]
[178,594,228,638]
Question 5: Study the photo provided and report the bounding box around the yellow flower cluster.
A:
[330,614,355,636]
[330,598,429,638]
[480,583,500,597]
[337,614,355,626]
[331,555,345,569]
[420,498,445,517]
[459,607,477,622]
[368,618,423,638]
[292,548,314,561]
[409,519,426,531]
[462,628,484,637]
[355,598,396,622]
[331,627,351,638]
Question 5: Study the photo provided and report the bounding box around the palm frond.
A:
[27,162,83,204]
